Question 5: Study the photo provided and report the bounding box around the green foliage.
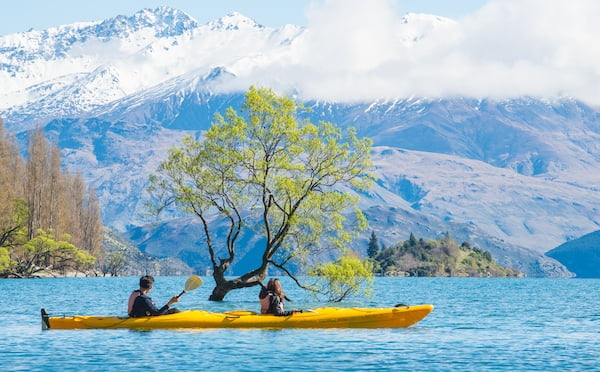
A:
[149,86,374,300]
[309,252,374,302]
[1,120,104,278]
[12,229,96,277]
[0,198,28,248]
[0,247,11,272]
[0,199,103,278]
[101,250,126,276]
[373,233,521,277]
[0,199,29,277]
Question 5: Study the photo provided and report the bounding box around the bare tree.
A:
[47,145,63,232]
[82,188,103,257]
[1,126,106,277]
[26,130,49,239]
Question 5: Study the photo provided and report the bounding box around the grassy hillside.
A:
[546,230,600,278]
[373,234,523,277]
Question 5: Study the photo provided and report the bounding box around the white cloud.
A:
[5,0,600,110]
[236,0,600,105]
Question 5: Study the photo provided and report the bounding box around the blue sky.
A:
[0,0,490,36]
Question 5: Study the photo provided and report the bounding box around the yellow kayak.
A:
[41,304,434,330]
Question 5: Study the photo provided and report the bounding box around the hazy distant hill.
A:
[546,230,600,278]
[102,227,193,276]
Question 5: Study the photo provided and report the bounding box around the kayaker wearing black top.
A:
[259,278,302,316]
[128,275,180,317]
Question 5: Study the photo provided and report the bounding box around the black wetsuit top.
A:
[129,293,171,317]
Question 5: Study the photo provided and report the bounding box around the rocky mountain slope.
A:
[2,7,598,277]
[102,227,193,276]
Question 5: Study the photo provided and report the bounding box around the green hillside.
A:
[546,230,600,278]
[373,233,522,277]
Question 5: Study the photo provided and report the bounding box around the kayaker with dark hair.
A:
[259,278,302,316]
[128,275,180,317]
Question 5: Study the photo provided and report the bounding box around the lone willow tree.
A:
[149,86,373,301]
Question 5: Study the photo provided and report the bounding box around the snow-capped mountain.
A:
[0,6,303,127]
[1,7,598,277]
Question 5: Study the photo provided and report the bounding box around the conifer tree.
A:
[409,232,418,246]
[367,230,380,258]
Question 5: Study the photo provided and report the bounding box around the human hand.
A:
[168,296,180,306]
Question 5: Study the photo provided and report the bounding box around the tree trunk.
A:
[209,284,232,301]
[208,266,268,301]
[209,265,232,301]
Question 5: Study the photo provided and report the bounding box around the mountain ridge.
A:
[1,7,599,277]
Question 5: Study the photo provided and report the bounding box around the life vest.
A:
[128,290,141,316]
[259,291,272,314]
[270,295,286,314]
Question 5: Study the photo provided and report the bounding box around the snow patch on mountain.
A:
[207,12,263,31]
[0,6,305,125]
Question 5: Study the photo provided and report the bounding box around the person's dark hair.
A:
[266,278,285,300]
[140,275,154,289]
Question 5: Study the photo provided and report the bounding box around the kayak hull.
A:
[42,304,434,330]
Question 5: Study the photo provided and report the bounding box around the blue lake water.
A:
[0,276,598,371]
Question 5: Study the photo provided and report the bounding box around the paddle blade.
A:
[184,275,203,292]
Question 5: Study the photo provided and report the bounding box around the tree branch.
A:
[268,259,315,293]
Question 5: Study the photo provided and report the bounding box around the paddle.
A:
[176,275,203,298]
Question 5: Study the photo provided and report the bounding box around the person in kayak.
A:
[128,275,180,317]
[259,278,302,316]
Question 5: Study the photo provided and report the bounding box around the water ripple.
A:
[1,277,599,371]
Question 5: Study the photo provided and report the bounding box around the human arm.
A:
[131,295,177,317]
[167,295,179,307]
[259,287,269,299]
